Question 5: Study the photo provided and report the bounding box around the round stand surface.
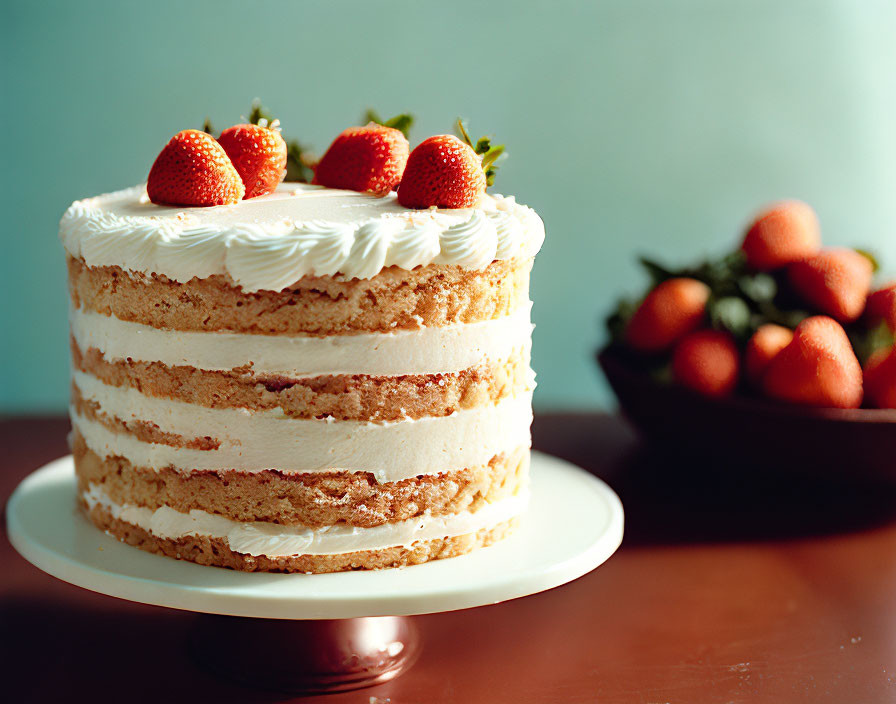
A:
[7,451,624,620]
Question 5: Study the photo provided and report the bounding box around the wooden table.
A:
[2,415,894,703]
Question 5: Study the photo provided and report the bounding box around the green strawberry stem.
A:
[246,100,314,182]
[456,119,506,187]
[202,99,314,183]
[246,99,270,127]
[363,109,414,139]
[855,248,881,273]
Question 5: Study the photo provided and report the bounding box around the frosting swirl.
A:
[60,183,545,291]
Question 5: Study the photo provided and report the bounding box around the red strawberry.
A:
[762,316,863,408]
[672,330,741,397]
[741,200,821,271]
[313,123,409,195]
[744,323,793,385]
[787,249,874,323]
[864,347,896,409]
[147,130,244,206]
[398,135,486,209]
[625,278,710,353]
[217,123,287,199]
[865,282,896,331]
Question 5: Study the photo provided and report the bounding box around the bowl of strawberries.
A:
[599,201,896,481]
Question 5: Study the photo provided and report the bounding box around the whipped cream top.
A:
[60,183,545,291]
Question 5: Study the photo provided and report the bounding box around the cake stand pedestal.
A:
[6,451,623,695]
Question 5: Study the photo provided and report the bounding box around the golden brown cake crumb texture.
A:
[73,432,529,528]
[83,501,519,573]
[68,256,532,335]
[72,341,530,422]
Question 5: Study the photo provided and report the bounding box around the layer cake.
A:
[61,182,544,572]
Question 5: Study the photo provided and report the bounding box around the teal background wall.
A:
[2,0,894,413]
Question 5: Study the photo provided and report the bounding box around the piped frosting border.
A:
[60,184,545,291]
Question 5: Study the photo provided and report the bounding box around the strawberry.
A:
[744,323,793,385]
[787,248,874,323]
[625,278,710,353]
[741,200,821,271]
[672,330,741,397]
[147,130,244,206]
[313,123,409,195]
[397,135,485,209]
[217,122,287,199]
[864,347,896,409]
[865,282,896,331]
[762,316,863,408]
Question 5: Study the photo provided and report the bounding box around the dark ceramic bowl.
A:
[598,347,896,483]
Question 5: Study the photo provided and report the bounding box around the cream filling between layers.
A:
[70,303,534,377]
[82,482,528,557]
[71,370,533,481]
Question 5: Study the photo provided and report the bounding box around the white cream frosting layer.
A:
[72,371,533,481]
[82,482,527,557]
[60,184,545,291]
[70,303,534,377]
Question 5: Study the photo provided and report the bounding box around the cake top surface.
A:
[60,183,544,291]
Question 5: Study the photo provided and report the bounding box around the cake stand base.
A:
[7,451,623,694]
[190,614,420,694]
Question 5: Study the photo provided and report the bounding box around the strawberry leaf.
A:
[247,100,313,182]
[201,118,216,136]
[737,273,777,304]
[247,98,273,126]
[708,296,752,340]
[638,257,677,287]
[855,248,880,273]
[850,320,895,365]
[456,119,506,187]
[364,109,414,138]
[285,140,314,183]
[606,297,639,343]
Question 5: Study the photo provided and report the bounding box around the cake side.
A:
[68,272,535,571]
[64,184,542,573]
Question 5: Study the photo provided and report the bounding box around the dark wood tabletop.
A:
[2,414,894,703]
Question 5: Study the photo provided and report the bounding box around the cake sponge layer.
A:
[73,341,532,422]
[68,256,532,335]
[73,431,529,529]
[83,502,519,574]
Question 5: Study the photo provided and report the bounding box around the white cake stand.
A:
[7,451,623,694]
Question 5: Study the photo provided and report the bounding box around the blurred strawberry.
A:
[217,122,287,199]
[672,330,741,397]
[625,278,711,353]
[314,123,410,195]
[147,130,244,206]
[865,282,896,331]
[787,248,873,323]
[741,200,821,271]
[744,323,793,386]
[762,316,863,408]
[864,347,896,409]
